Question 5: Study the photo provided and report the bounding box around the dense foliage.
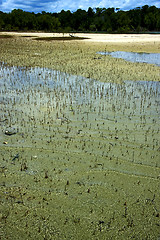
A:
[0,5,160,33]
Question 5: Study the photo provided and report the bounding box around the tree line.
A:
[0,5,160,33]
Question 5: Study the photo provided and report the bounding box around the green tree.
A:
[71,9,88,31]
[58,10,72,30]
[37,13,60,31]
[0,12,5,30]
[0,5,159,33]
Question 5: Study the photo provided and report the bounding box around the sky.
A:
[0,0,160,13]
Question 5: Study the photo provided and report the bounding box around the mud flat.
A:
[0,33,160,239]
[0,32,160,82]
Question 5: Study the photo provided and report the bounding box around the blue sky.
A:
[1,0,160,13]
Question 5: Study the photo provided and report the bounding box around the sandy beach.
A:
[1,31,160,43]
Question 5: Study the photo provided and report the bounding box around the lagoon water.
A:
[98,51,160,66]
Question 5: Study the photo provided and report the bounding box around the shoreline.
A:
[1,31,160,44]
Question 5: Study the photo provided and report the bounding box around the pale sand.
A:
[1,31,160,43]
[78,33,160,43]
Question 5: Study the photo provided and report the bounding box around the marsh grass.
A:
[0,35,14,39]
[0,36,159,83]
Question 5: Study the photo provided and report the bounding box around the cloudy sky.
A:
[1,0,160,13]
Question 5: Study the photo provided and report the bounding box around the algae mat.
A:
[0,63,160,239]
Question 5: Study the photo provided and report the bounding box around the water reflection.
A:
[97,51,160,66]
[0,63,159,178]
[1,63,159,108]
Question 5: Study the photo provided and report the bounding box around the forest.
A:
[0,5,160,33]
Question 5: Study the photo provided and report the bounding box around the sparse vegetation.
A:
[0,34,14,38]
[0,35,159,82]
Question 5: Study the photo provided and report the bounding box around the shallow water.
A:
[97,51,160,66]
[0,62,160,239]
[0,62,160,174]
